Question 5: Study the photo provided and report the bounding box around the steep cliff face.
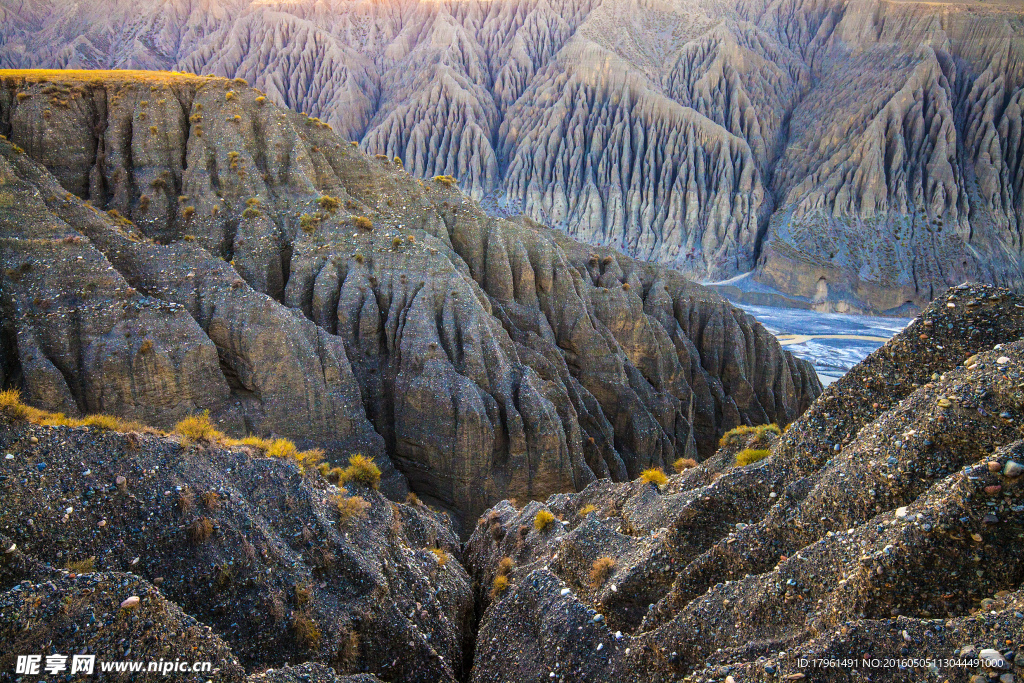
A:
[2,0,1023,313]
[0,71,819,528]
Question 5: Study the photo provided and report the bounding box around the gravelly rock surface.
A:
[3,284,1024,682]
[2,0,1024,312]
[0,424,471,681]
[0,69,819,529]
[466,284,1024,682]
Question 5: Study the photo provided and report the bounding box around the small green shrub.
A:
[317,196,340,213]
[353,216,373,230]
[299,213,320,233]
[433,175,456,187]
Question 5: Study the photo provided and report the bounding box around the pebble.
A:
[989,461,1004,472]
[895,507,909,518]
[116,475,127,488]
[981,648,1008,668]
[1000,675,1014,683]
[998,356,1011,364]
[985,485,1003,495]
[29,436,38,444]
[1005,461,1023,478]
[972,533,984,542]
[97,520,107,528]
[120,596,140,609]
[560,588,570,596]
[4,453,12,460]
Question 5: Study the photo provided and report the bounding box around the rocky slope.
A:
[465,282,1024,681]
[6,283,1023,683]
[0,416,464,681]
[2,0,1023,313]
[0,70,819,530]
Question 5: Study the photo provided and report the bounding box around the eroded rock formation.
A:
[2,0,1023,312]
[0,71,819,528]
[466,283,1024,681]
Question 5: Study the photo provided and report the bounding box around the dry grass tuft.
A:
[429,547,449,566]
[187,517,214,544]
[334,491,371,525]
[174,411,224,445]
[291,613,321,649]
[589,556,616,589]
[718,423,781,449]
[673,457,698,473]
[338,454,381,489]
[735,448,771,466]
[489,574,509,600]
[533,509,555,532]
[639,467,668,487]
[63,557,96,574]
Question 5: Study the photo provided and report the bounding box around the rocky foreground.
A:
[0,70,819,531]
[3,283,1024,681]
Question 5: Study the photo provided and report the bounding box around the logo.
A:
[16,654,96,675]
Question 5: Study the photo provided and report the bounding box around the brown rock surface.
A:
[0,70,819,527]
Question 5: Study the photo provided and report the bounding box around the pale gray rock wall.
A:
[3,0,1024,311]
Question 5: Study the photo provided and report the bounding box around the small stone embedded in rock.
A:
[895,507,909,518]
[1004,461,1023,477]
[998,356,1011,364]
[120,596,140,609]
[985,485,1003,495]
[29,436,38,444]
[988,461,1003,472]
[980,648,1008,668]
[116,475,127,488]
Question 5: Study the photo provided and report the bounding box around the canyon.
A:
[2,0,1023,313]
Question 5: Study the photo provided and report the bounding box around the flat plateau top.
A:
[0,69,219,85]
